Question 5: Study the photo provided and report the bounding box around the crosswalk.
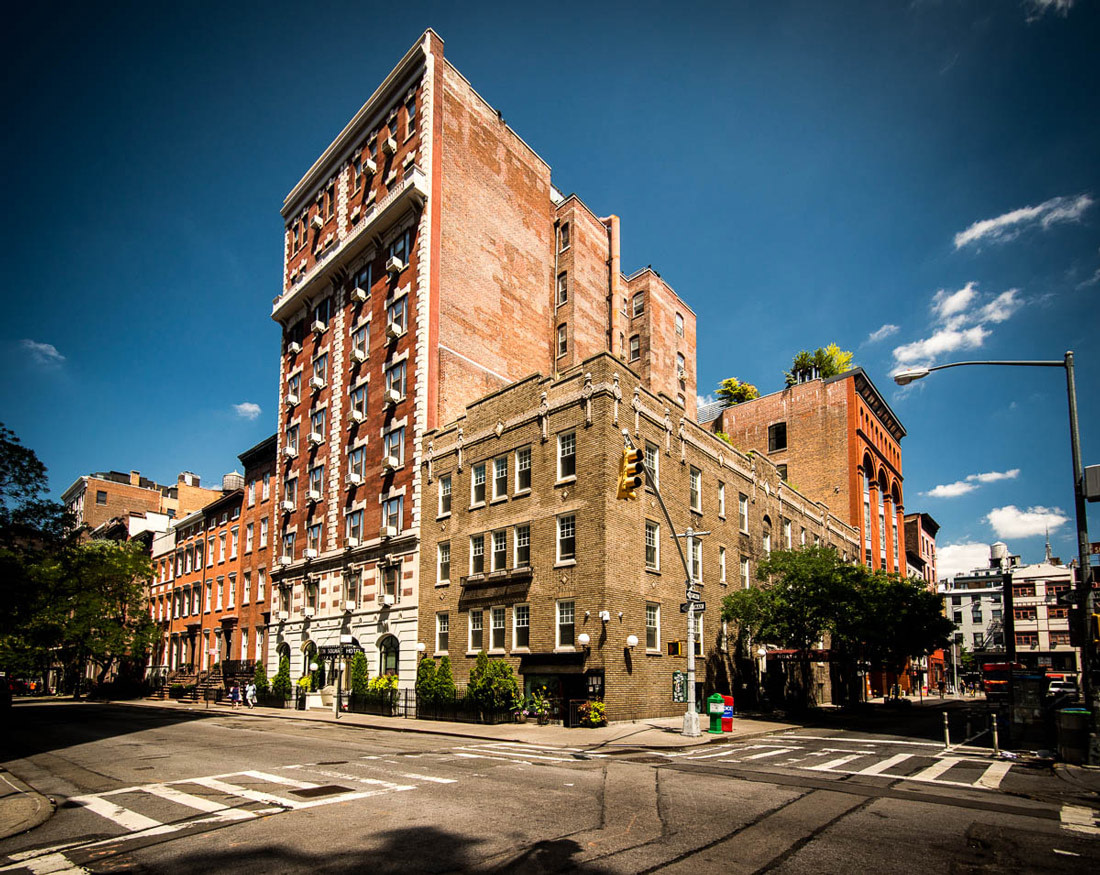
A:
[659,739,1016,791]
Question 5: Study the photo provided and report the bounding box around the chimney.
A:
[130,470,141,487]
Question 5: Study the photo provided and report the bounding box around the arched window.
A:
[762,515,772,556]
[380,635,399,676]
[877,473,888,565]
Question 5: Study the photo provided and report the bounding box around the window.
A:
[307,524,322,554]
[557,431,576,480]
[228,573,237,606]
[389,112,401,142]
[346,570,359,605]
[313,297,330,328]
[491,607,506,650]
[216,578,224,610]
[739,494,748,533]
[492,530,507,571]
[385,359,406,398]
[514,524,530,567]
[348,445,366,480]
[646,603,660,650]
[346,509,363,543]
[96,490,107,505]
[557,324,567,357]
[325,183,335,220]
[689,467,701,511]
[436,613,448,652]
[384,427,405,465]
[469,609,484,651]
[645,520,660,570]
[632,293,644,317]
[516,446,532,492]
[472,463,486,505]
[260,517,268,547]
[557,600,575,648]
[768,422,787,452]
[783,519,792,549]
[309,464,324,496]
[470,534,485,574]
[286,423,299,455]
[312,354,328,388]
[645,442,659,488]
[247,481,256,507]
[230,526,239,559]
[514,604,530,649]
[382,496,402,532]
[351,325,368,361]
[676,352,685,377]
[218,532,227,562]
[438,542,450,583]
[629,335,640,362]
[382,565,399,604]
[557,272,568,305]
[691,539,702,583]
[718,482,726,517]
[406,95,417,135]
[493,456,507,499]
[559,222,570,250]
[740,556,750,589]
[693,618,703,657]
[262,474,270,501]
[719,547,727,583]
[439,474,452,515]
[387,296,407,335]
[763,518,772,556]
[207,537,215,566]
[675,312,684,336]
[387,229,410,267]
[557,514,576,562]
[204,581,212,611]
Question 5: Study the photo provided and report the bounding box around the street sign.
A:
[680,601,706,613]
[686,589,702,601]
[672,670,687,703]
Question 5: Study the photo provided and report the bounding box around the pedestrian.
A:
[230,683,240,709]
[245,681,257,709]
[938,680,945,699]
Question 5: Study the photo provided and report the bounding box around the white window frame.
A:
[719,546,726,583]
[470,534,485,575]
[691,539,702,583]
[515,446,532,493]
[436,613,449,654]
[718,482,726,518]
[689,467,701,512]
[557,600,576,649]
[471,463,486,506]
[439,474,452,516]
[741,556,751,589]
[490,606,506,652]
[557,514,576,563]
[645,442,659,489]
[469,609,484,652]
[739,494,749,533]
[557,431,576,481]
[645,520,660,571]
[513,603,530,650]
[646,602,660,651]
[491,529,507,571]
[437,541,450,583]
[514,523,530,568]
[492,455,507,500]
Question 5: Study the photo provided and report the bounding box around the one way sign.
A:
[680,601,706,613]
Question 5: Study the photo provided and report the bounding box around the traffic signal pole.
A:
[620,429,707,737]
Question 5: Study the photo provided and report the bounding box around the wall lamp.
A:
[626,634,639,651]
[577,633,591,652]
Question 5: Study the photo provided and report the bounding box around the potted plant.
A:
[577,700,607,728]
[529,691,551,725]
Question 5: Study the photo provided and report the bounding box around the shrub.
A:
[369,674,398,692]
[349,652,369,696]
[271,655,292,700]
[435,655,456,700]
[470,654,519,711]
[296,676,312,693]
[253,663,270,695]
[577,701,607,727]
[415,656,438,703]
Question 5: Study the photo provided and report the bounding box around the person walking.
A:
[230,683,241,709]
[245,681,257,709]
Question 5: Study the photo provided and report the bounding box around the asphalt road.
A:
[1,703,1097,873]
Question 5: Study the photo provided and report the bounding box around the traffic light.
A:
[617,448,645,500]
[1092,613,1100,644]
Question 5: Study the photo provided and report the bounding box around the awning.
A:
[519,652,587,674]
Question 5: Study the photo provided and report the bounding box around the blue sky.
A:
[3,0,1097,579]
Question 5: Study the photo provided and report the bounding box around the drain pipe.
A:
[601,215,621,355]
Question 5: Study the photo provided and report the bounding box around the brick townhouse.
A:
[237,435,278,673]
[63,469,220,536]
[419,353,859,722]
[267,29,697,692]
[705,367,908,575]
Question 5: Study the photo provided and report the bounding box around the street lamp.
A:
[895,352,1094,758]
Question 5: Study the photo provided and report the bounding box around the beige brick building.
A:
[62,469,221,536]
[419,353,859,722]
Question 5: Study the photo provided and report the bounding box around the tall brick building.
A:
[419,353,859,721]
[62,470,220,536]
[705,368,907,575]
[268,30,697,690]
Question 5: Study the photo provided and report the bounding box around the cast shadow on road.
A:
[2,702,221,762]
[118,827,613,874]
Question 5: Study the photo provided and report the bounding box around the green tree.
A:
[716,377,760,406]
[469,650,490,699]
[784,343,854,386]
[272,654,293,700]
[415,653,438,703]
[435,655,456,700]
[253,662,270,695]
[349,651,369,696]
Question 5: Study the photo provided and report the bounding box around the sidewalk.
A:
[113,697,798,751]
[0,766,54,842]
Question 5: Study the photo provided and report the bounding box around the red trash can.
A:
[722,694,734,732]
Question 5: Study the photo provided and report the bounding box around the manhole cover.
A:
[290,784,353,799]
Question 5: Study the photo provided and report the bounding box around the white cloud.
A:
[977,289,1023,324]
[233,402,262,421]
[1025,0,1075,23]
[968,469,1020,484]
[892,325,990,366]
[986,505,1068,539]
[931,282,979,328]
[954,194,1092,249]
[867,323,900,343]
[925,481,978,498]
[21,339,65,369]
[937,543,994,582]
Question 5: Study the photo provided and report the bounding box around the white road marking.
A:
[857,753,914,776]
[400,773,457,784]
[0,851,90,874]
[456,746,571,762]
[743,748,799,761]
[143,783,229,813]
[910,757,963,783]
[67,795,162,832]
[238,770,319,788]
[975,761,1012,790]
[189,776,301,809]
[808,754,864,772]
[778,735,945,748]
[1060,805,1100,835]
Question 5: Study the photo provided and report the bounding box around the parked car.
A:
[1047,679,1079,700]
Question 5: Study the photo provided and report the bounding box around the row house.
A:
[62,469,220,537]
[266,30,698,694]
[419,353,859,722]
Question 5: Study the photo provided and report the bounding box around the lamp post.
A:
[895,352,1094,760]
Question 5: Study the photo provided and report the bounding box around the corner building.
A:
[268,30,698,690]
[420,354,859,721]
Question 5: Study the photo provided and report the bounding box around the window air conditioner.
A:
[278,555,293,566]
[346,537,360,549]
[362,157,377,175]
[382,593,396,606]
[311,319,327,334]
[385,320,403,340]
[308,431,324,446]
[280,500,295,513]
[351,348,367,363]
[285,393,300,407]
[351,287,368,303]
[348,408,365,423]
[307,489,321,503]
[309,375,326,391]
[283,446,298,459]
[384,388,401,407]
[345,472,363,486]
[311,214,324,230]
[277,610,289,621]
[380,525,397,540]
[343,600,356,612]
[382,454,400,472]
[287,341,302,355]
[381,136,397,156]
[385,255,405,275]
[304,548,318,560]
[302,606,316,617]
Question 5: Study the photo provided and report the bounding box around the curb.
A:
[0,767,55,841]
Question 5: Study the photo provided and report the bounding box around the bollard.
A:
[965,718,971,741]
[943,711,951,749]
[991,714,999,756]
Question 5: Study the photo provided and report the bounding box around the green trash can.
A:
[1057,708,1090,765]
[707,693,725,734]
